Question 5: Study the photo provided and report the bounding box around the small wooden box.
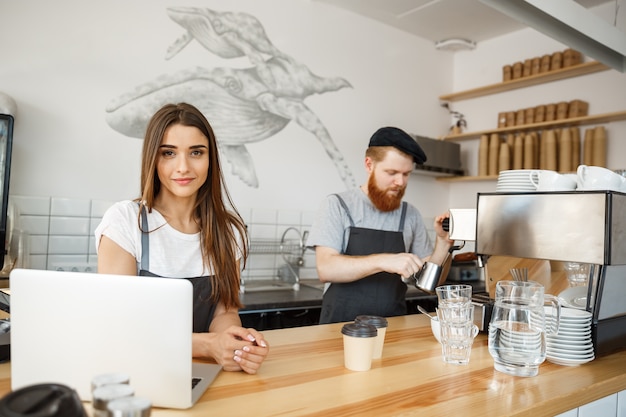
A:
[556,101,569,120]
[525,107,535,124]
[568,100,589,118]
[534,105,546,123]
[551,52,563,71]
[523,59,532,77]
[512,62,523,79]
[563,49,583,67]
[545,104,556,121]
[502,65,512,82]
[531,57,541,75]
[497,112,508,127]
[540,55,551,73]
[506,111,516,127]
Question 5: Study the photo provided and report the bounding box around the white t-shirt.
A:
[95,200,242,278]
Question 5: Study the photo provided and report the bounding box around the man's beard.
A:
[367,173,405,212]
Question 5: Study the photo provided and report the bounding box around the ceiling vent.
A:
[435,38,477,51]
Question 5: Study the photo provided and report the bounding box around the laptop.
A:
[9,268,222,409]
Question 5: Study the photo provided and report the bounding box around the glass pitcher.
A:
[488,280,561,377]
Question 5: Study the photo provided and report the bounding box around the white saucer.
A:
[547,355,595,366]
[547,344,594,355]
[558,287,588,310]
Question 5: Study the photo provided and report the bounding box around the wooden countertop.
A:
[2,314,624,416]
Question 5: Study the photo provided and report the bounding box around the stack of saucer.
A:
[496,170,537,192]
[545,307,594,366]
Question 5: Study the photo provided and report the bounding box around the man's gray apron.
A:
[319,195,408,324]
[139,207,216,333]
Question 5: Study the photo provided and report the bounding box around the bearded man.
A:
[307,127,453,324]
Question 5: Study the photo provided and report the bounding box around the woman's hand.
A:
[193,326,269,374]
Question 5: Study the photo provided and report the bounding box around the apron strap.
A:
[398,202,407,232]
[140,204,149,272]
[333,194,355,227]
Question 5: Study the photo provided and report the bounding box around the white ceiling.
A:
[314,0,614,48]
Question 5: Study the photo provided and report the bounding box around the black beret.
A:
[368,127,427,164]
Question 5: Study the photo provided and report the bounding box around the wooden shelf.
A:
[439,61,610,102]
[439,110,626,141]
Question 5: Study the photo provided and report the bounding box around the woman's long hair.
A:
[139,102,247,310]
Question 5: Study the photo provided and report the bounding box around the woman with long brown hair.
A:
[96,102,268,374]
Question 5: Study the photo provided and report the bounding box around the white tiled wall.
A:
[10,196,112,271]
[9,196,436,282]
[237,206,318,284]
[9,196,321,281]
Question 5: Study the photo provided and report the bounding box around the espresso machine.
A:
[474,191,626,356]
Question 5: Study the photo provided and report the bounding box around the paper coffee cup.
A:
[355,315,388,359]
[341,322,377,371]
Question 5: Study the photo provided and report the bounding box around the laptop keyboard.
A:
[192,377,202,389]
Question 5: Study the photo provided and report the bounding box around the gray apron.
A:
[139,206,216,333]
[319,195,408,324]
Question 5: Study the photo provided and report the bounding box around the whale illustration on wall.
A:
[105,7,355,188]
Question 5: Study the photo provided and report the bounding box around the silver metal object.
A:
[476,191,626,356]
[411,135,463,177]
[417,305,436,320]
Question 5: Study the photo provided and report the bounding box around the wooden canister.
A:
[506,111,516,127]
[516,109,526,125]
[479,134,490,176]
[532,132,540,169]
[592,126,607,167]
[568,100,589,118]
[489,133,500,175]
[551,52,563,71]
[506,133,515,149]
[523,134,535,169]
[523,59,532,77]
[583,128,594,166]
[512,62,523,79]
[570,127,581,170]
[513,134,524,170]
[544,129,558,171]
[540,54,552,72]
[531,57,541,75]
[497,112,508,128]
[559,128,572,173]
[525,107,535,125]
[503,65,512,82]
[556,102,569,120]
[535,105,546,123]
[545,104,556,122]
[563,49,582,67]
[499,142,511,172]
[539,131,547,169]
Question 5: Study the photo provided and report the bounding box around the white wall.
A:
[0,0,454,220]
[2,0,625,225]
[446,2,626,210]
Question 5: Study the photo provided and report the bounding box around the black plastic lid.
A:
[341,322,377,338]
[0,383,87,417]
[355,315,388,328]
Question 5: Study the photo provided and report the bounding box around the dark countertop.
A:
[239,279,486,313]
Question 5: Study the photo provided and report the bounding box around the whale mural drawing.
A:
[105,7,355,188]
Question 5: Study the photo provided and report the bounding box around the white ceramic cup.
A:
[431,316,442,343]
[530,170,577,191]
[341,322,377,371]
[577,165,625,191]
